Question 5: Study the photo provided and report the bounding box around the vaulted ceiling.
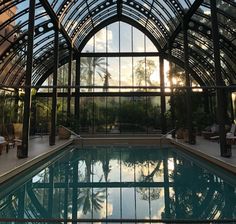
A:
[0,0,235,87]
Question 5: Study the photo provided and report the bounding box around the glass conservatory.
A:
[0,0,235,158]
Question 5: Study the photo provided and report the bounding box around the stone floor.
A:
[0,136,73,183]
[169,135,236,173]
[0,135,235,184]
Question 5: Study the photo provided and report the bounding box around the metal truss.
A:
[0,0,235,87]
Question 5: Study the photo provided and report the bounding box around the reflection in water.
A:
[0,146,235,222]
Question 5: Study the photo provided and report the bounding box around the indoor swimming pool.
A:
[0,145,235,223]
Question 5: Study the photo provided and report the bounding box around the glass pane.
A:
[95,28,106,52]
[147,96,161,133]
[107,97,120,134]
[146,36,158,52]
[107,57,119,91]
[133,57,145,87]
[94,57,107,91]
[133,27,145,52]
[147,57,159,87]
[120,22,132,52]
[120,57,132,90]
[80,57,94,90]
[82,36,94,53]
[94,97,106,133]
[164,59,171,91]
[79,97,93,133]
[107,22,119,52]
[133,96,147,133]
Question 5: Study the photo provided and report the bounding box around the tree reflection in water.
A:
[136,161,162,200]
[0,147,235,222]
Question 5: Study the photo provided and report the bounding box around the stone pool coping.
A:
[169,138,236,174]
[0,139,73,184]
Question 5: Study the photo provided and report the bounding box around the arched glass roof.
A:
[0,0,235,86]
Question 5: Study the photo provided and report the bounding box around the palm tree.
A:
[81,56,111,91]
[76,153,106,215]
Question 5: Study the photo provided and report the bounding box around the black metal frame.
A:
[0,0,235,156]
[20,0,36,158]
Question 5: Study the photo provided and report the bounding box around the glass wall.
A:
[80,56,162,92]
[82,22,157,53]
[35,21,209,135]
[78,96,162,134]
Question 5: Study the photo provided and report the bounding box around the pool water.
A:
[0,145,235,223]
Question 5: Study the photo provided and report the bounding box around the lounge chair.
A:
[202,124,219,139]
[209,124,236,143]
[225,124,236,145]
[226,124,236,137]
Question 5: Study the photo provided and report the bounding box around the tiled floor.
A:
[0,135,235,184]
[0,136,73,183]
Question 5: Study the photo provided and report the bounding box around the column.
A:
[14,89,19,122]
[168,45,176,138]
[49,28,59,146]
[67,46,73,126]
[183,21,195,144]
[210,0,231,157]
[74,55,80,132]
[20,0,36,158]
[160,56,166,134]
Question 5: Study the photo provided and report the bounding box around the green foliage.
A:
[78,97,162,133]
[135,59,156,86]
[170,89,186,128]
[171,89,214,131]
[0,90,23,125]
[193,109,213,132]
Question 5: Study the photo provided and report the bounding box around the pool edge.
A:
[1,136,235,184]
[169,138,236,174]
[0,139,73,184]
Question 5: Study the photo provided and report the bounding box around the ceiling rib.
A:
[39,0,76,50]
[163,0,204,51]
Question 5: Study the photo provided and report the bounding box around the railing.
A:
[59,125,84,146]
[159,129,175,147]
[59,125,81,139]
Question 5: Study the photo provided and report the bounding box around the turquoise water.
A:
[0,145,235,223]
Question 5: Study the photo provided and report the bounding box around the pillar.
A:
[74,55,80,133]
[49,28,59,146]
[210,0,231,157]
[183,21,195,144]
[168,45,176,138]
[67,46,73,126]
[160,56,166,134]
[20,0,36,158]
